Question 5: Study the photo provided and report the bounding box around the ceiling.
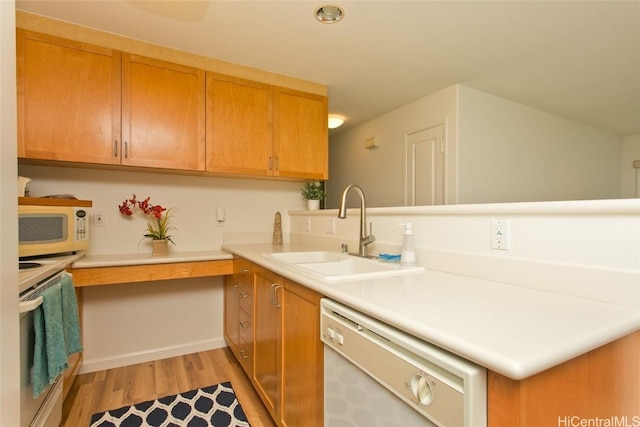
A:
[15,1,640,136]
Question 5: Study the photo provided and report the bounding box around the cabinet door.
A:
[122,54,205,171]
[206,73,273,176]
[280,279,324,427]
[488,331,640,426]
[17,29,121,164]
[273,87,328,180]
[253,266,282,421]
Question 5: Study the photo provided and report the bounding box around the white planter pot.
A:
[307,199,320,210]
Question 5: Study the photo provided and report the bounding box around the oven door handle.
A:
[19,297,43,314]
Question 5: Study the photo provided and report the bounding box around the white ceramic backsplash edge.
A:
[291,198,640,216]
[289,199,640,307]
[291,232,639,307]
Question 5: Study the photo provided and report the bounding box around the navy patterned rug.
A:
[89,382,251,427]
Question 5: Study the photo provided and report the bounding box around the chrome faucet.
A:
[338,184,375,257]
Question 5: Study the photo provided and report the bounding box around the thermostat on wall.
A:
[365,137,379,149]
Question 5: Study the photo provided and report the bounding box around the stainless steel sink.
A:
[264,251,424,282]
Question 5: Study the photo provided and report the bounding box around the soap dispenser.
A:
[400,222,416,266]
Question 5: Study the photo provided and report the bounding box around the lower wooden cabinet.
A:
[253,265,281,420]
[223,258,254,376]
[279,277,324,427]
[488,330,640,426]
[224,259,323,427]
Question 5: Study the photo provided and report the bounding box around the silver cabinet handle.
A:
[114,140,118,157]
[239,349,249,359]
[238,291,249,300]
[240,321,250,329]
[233,284,240,301]
[270,283,283,307]
[270,284,283,308]
[124,141,128,159]
[270,283,277,305]
[240,267,250,273]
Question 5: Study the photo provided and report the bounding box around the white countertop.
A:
[222,242,640,380]
[71,250,232,268]
[19,251,87,293]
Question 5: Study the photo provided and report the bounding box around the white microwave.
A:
[18,205,90,258]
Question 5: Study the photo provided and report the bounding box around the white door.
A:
[404,125,444,206]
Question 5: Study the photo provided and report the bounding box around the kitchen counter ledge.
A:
[222,242,640,380]
[71,250,233,287]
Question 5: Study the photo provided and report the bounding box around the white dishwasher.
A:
[321,299,486,427]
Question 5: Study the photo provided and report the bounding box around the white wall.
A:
[0,1,21,425]
[457,86,622,203]
[328,84,624,208]
[327,85,458,208]
[19,164,303,371]
[622,133,640,198]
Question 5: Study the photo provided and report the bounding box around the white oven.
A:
[19,270,67,427]
[321,299,487,427]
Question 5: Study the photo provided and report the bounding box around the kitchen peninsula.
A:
[220,239,639,427]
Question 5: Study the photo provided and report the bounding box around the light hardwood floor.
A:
[62,348,276,426]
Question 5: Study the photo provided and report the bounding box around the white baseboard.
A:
[79,337,228,374]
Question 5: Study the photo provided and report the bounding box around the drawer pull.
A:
[240,267,250,273]
[239,349,250,359]
[240,321,250,329]
[238,291,250,300]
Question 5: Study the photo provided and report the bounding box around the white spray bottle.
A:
[400,222,416,266]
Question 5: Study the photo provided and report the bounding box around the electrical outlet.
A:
[491,220,510,250]
[305,217,311,232]
[94,211,105,227]
[327,218,336,234]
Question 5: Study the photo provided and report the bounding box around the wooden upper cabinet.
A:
[17,29,121,164]
[206,74,328,180]
[206,73,272,176]
[17,30,327,178]
[273,87,328,180]
[122,54,205,171]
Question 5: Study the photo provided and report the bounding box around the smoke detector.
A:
[315,5,345,24]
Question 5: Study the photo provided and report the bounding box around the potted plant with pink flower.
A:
[118,194,176,256]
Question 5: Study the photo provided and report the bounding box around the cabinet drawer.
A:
[239,307,253,342]
[238,285,253,313]
[235,259,254,285]
[238,337,252,360]
[237,336,253,375]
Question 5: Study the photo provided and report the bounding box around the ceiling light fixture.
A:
[328,115,345,129]
[315,5,345,24]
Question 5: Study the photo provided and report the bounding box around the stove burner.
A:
[19,262,42,270]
